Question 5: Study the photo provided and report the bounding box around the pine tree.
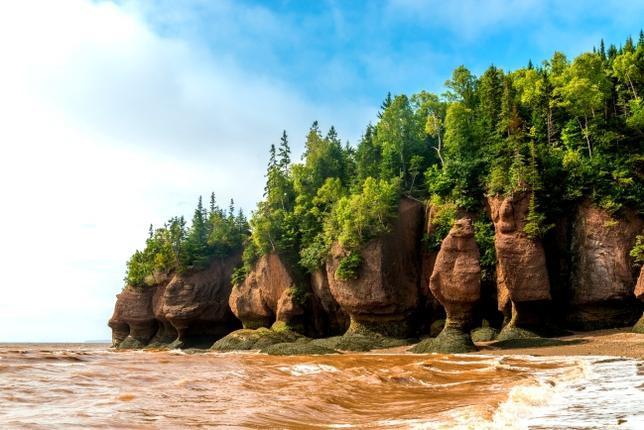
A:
[599,39,606,61]
[228,199,235,219]
[209,192,216,215]
[608,44,618,60]
[277,130,291,172]
[184,196,210,269]
[264,144,277,197]
[377,92,392,118]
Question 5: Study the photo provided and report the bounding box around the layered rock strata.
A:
[412,216,480,353]
[568,203,642,329]
[326,198,424,337]
[488,193,551,339]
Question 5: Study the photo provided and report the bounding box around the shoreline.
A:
[3,328,643,359]
[472,328,644,360]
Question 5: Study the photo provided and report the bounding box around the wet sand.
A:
[476,328,644,359]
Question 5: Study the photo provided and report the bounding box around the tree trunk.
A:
[546,107,553,145]
[579,116,592,158]
[627,74,638,99]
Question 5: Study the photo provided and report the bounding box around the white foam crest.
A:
[522,357,644,429]
[279,363,339,376]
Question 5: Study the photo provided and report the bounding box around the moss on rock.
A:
[211,327,304,352]
[411,327,476,353]
[261,342,338,355]
[309,333,413,352]
[496,325,541,341]
[633,314,644,334]
[471,326,498,342]
[117,336,147,350]
[347,318,412,338]
[429,319,445,337]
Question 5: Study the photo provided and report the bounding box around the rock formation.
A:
[108,286,158,348]
[488,193,551,339]
[412,216,481,353]
[568,203,642,329]
[310,269,349,334]
[228,252,297,329]
[109,255,241,349]
[326,198,423,337]
[633,267,644,333]
[110,195,644,352]
[162,255,242,347]
[419,204,443,331]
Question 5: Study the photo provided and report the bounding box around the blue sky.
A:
[0,0,642,342]
[131,0,643,104]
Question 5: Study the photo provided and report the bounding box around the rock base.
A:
[261,342,338,355]
[346,317,412,338]
[471,326,498,342]
[633,313,644,334]
[411,326,476,353]
[566,301,640,331]
[309,333,413,352]
[211,328,303,351]
[496,325,541,341]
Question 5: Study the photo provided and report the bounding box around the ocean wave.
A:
[279,363,339,376]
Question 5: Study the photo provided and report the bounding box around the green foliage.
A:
[325,177,402,251]
[299,236,329,273]
[523,193,554,240]
[335,252,363,281]
[630,235,644,264]
[473,215,496,282]
[425,196,457,250]
[124,196,248,287]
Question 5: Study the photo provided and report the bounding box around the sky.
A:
[0,0,642,342]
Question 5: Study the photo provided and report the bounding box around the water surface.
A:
[0,344,642,429]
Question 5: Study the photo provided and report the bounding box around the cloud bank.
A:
[0,0,372,341]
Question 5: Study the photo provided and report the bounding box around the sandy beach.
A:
[475,328,644,359]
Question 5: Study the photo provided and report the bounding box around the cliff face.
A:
[110,197,643,350]
[310,269,349,334]
[429,216,481,331]
[229,252,347,336]
[633,267,644,333]
[568,203,642,329]
[162,255,242,347]
[229,253,294,329]
[413,215,481,353]
[109,254,241,349]
[109,286,157,348]
[325,198,424,337]
[488,193,551,337]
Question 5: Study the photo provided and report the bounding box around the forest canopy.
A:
[125,34,644,287]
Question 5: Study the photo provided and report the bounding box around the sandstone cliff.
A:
[229,252,346,336]
[488,193,551,339]
[109,255,241,349]
[568,203,642,329]
[325,198,424,337]
[633,267,644,333]
[110,196,644,351]
[413,216,481,353]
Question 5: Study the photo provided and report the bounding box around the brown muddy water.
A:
[0,344,643,429]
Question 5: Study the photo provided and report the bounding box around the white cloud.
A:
[387,0,544,39]
[0,0,372,342]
